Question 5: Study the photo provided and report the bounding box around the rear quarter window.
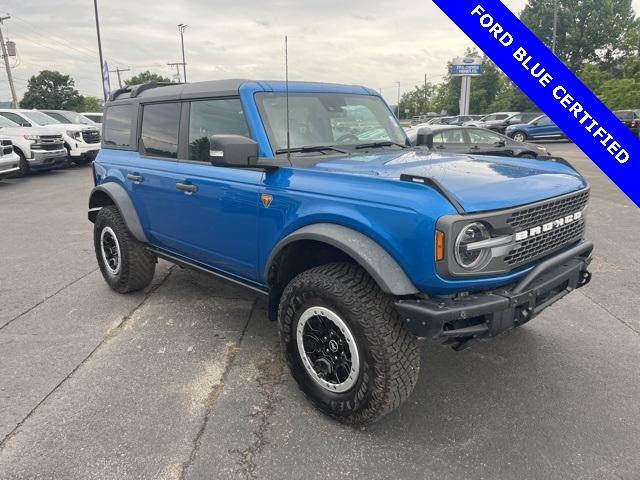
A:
[615,111,633,120]
[103,104,134,148]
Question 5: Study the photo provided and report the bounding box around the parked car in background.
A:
[506,114,567,142]
[81,112,103,124]
[0,109,101,165]
[423,116,455,126]
[486,112,542,134]
[463,112,519,128]
[0,137,21,180]
[0,115,67,176]
[614,110,639,137]
[406,125,551,158]
[446,115,483,126]
[41,110,98,126]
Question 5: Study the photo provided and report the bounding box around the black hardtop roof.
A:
[108,79,249,103]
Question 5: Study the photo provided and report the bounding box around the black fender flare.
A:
[265,223,419,296]
[88,183,148,243]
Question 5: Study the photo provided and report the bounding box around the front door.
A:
[465,128,512,157]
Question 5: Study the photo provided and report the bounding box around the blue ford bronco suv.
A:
[89,80,593,425]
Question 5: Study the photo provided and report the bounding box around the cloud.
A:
[0,0,637,104]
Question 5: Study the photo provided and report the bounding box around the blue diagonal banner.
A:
[432,0,640,207]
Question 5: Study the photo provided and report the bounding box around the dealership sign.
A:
[432,0,640,208]
[451,57,484,76]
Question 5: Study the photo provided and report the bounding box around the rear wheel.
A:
[94,205,156,293]
[278,263,421,425]
[512,131,528,143]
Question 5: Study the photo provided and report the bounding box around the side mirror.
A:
[416,128,433,149]
[209,134,259,168]
[494,140,506,147]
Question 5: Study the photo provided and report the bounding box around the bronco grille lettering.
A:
[515,210,583,241]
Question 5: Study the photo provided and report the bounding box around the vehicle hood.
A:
[0,126,63,137]
[46,123,98,133]
[310,149,587,213]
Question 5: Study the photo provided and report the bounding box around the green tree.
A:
[80,96,103,113]
[598,78,640,109]
[520,0,636,71]
[20,70,84,110]
[398,82,437,117]
[124,70,171,86]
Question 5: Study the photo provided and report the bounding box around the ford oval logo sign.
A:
[463,58,475,64]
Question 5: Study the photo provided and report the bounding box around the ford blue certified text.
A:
[88,79,593,425]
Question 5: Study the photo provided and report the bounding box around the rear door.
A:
[430,129,468,154]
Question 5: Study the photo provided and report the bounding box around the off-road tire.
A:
[94,205,156,293]
[278,262,421,425]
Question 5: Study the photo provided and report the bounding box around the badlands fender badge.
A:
[261,193,273,208]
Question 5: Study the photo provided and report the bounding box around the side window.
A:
[483,115,496,121]
[188,99,250,162]
[468,129,503,144]
[494,114,509,120]
[140,102,180,159]
[1,112,30,126]
[507,114,523,124]
[433,130,466,144]
[103,104,133,148]
[45,112,67,123]
[535,116,554,126]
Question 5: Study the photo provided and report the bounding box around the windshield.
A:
[62,111,96,125]
[256,93,408,154]
[0,116,19,128]
[22,111,61,126]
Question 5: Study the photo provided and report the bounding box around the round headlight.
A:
[455,222,492,270]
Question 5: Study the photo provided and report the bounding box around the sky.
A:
[0,0,638,105]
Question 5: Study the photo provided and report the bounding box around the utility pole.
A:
[0,16,17,107]
[396,81,401,119]
[424,73,428,114]
[552,0,558,53]
[178,24,188,83]
[93,0,108,100]
[109,67,130,88]
[167,63,182,83]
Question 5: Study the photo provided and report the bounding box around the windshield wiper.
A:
[354,141,408,150]
[275,145,349,155]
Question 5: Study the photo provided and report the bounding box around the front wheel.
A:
[94,205,156,293]
[511,131,528,143]
[278,263,421,425]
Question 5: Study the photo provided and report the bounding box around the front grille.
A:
[39,135,62,142]
[82,130,101,144]
[504,189,589,266]
[1,139,12,155]
[506,189,589,229]
[33,143,63,151]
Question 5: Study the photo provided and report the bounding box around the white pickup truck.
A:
[0,109,100,166]
[0,115,67,176]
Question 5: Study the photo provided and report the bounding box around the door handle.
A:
[436,145,446,149]
[127,173,144,183]
[469,146,480,150]
[176,182,198,194]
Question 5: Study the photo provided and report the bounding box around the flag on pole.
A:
[102,61,111,101]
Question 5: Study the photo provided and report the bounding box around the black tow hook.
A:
[578,270,592,288]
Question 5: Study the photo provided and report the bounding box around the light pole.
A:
[178,24,188,83]
[552,0,558,53]
[93,0,106,99]
[396,81,401,119]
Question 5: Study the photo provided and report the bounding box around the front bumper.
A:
[68,141,101,158]
[396,241,593,349]
[0,152,20,178]
[30,148,68,170]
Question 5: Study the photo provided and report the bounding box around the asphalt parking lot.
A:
[1,144,639,480]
